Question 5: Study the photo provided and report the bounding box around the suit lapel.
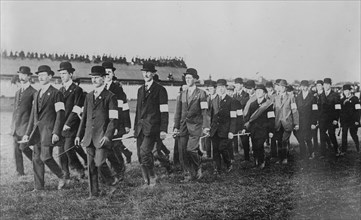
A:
[39,86,52,111]
[145,82,155,100]
[64,83,76,98]
[187,88,199,109]
[94,89,106,107]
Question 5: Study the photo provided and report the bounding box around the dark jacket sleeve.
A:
[53,91,65,136]
[173,94,182,130]
[121,92,131,129]
[26,97,36,136]
[105,94,118,139]
[266,104,275,134]
[64,86,84,129]
[200,91,211,129]
[76,95,88,139]
[159,86,169,133]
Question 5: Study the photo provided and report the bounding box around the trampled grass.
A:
[1,109,360,219]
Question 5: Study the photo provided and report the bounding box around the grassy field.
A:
[0,107,360,219]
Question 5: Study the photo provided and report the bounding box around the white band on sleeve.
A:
[160,104,169,112]
[312,104,318,110]
[122,103,129,111]
[236,109,243,116]
[117,100,124,108]
[200,101,208,109]
[72,105,82,114]
[355,104,361,110]
[230,111,237,118]
[335,104,341,110]
[267,111,275,118]
[109,110,118,119]
[291,103,297,110]
[55,102,65,112]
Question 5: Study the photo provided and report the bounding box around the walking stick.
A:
[56,145,78,158]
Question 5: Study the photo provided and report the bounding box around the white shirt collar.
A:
[211,93,217,100]
[145,80,154,88]
[40,83,51,92]
[94,84,106,95]
[220,93,226,100]
[63,80,73,91]
[20,82,30,90]
[187,85,196,94]
[302,90,309,99]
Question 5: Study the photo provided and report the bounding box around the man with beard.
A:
[295,80,318,160]
[11,66,36,176]
[134,62,169,187]
[174,68,210,182]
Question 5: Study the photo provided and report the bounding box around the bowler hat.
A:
[324,78,332,84]
[234,78,244,84]
[265,81,273,88]
[184,68,199,79]
[255,84,267,93]
[141,62,157,73]
[36,65,54,76]
[102,61,116,71]
[216,79,227,86]
[205,80,217,88]
[316,80,324,85]
[17,66,32,75]
[286,85,294,92]
[58,61,75,72]
[300,80,309,87]
[89,66,106,76]
[275,79,282,85]
[343,84,352,91]
[279,79,288,87]
[227,85,235,91]
[245,80,256,89]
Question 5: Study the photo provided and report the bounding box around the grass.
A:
[1,109,361,219]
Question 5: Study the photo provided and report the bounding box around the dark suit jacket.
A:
[340,95,360,127]
[76,88,117,149]
[60,83,85,138]
[248,98,275,139]
[26,85,65,146]
[174,87,210,136]
[134,82,169,137]
[295,91,318,138]
[319,90,341,124]
[233,90,249,131]
[108,81,131,137]
[11,85,37,137]
[210,95,237,138]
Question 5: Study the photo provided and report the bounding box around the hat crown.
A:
[184,68,199,79]
[235,78,243,84]
[343,84,352,90]
[141,62,157,72]
[58,61,75,72]
[245,80,256,89]
[265,81,273,88]
[102,61,115,70]
[216,79,227,86]
[18,66,32,75]
[300,80,309,86]
[324,78,332,84]
[90,66,106,76]
[279,79,288,86]
[38,65,51,72]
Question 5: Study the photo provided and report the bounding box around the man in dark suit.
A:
[57,62,86,179]
[210,79,237,174]
[295,80,318,159]
[245,84,275,169]
[174,68,210,182]
[75,66,118,198]
[318,78,341,157]
[102,61,132,180]
[11,66,36,176]
[265,81,278,160]
[22,65,66,191]
[134,62,169,187]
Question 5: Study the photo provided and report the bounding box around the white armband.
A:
[335,104,341,110]
[312,104,318,110]
[117,100,124,108]
[291,103,297,110]
[72,105,82,114]
[109,110,118,119]
[160,104,169,113]
[200,101,208,109]
[230,111,237,118]
[267,111,275,118]
[55,102,65,112]
[122,103,129,111]
[355,104,361,110]
[236,109,243,116]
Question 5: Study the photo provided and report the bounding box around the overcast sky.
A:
[1,1,360,83]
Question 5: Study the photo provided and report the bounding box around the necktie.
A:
[145,84,148,91]
[280,95,283,103]
[94,90,98,98]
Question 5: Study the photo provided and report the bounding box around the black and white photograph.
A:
[0,1,360,219]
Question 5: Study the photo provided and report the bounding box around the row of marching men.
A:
[12,61,134,196]
[196,77,360,173]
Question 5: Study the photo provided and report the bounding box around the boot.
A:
[140,165,149,187]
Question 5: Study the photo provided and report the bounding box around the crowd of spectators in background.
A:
[1,50,187,68]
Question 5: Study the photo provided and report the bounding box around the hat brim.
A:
[141,68,157,73]
[184,73,199,80]
[17,71,33,75]
[89,72,107,76]
[58,68,75,72]
[35,70,54,76]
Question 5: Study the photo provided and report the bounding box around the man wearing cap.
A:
[274,79,282,95]
[75,66,118,197]
[210,79,237,174]
[295,80,318,160]
[340,84,360,154]
[174,68,210,181]
[57,62,86,180]
[134,62,169,187]
[11,66,36,176]
[318,78,341,157]
[241,80,257,163]
[233,78,249,158]
[22,65,67,191]
[244,84,275,169]
[265,81,278,159]
[102,61,132,181]
[266,81,277,102]
[273,79,299,164]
